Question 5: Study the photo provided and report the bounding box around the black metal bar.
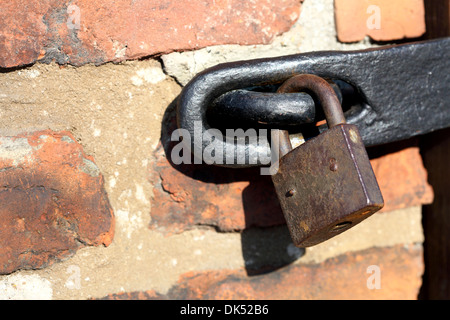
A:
[177,37,450,167]
[209,80,347,127]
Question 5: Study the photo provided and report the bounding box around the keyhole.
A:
[331,221,352,232]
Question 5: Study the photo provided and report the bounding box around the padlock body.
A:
[271,124,384,247]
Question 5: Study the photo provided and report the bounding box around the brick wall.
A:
[0,0,430,300]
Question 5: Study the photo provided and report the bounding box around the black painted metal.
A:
[209,80,346,127]
[177,37,450,167]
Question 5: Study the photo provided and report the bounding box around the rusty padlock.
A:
[271,74,384,247]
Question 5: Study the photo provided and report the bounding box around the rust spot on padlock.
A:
[329,158,338,172]
[271,74,384,247]
[286,189,296,197]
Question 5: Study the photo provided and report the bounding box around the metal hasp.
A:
[177,37,450,167]
[271,75,384,247]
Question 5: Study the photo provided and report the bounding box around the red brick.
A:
[0,130,114,275]
[98,244,424,300]
[149,136,433,234]
[150,150,283,234]
[335,0,426,42]
[0,0,302,68]
[371,146,433,212]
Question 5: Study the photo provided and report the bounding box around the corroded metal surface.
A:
[272,124,384,247]
[271,75,384,247]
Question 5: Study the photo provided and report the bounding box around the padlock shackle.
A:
[277,74,346,127]
[275,74,346,157]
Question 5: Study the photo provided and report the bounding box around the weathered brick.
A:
[0,130,114,275]
[0,0,302,68]
[149,128,433,234]
[334,0,426,42]
[370,145,433,212]
[150,148,283,234]
[99,244,424,300]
